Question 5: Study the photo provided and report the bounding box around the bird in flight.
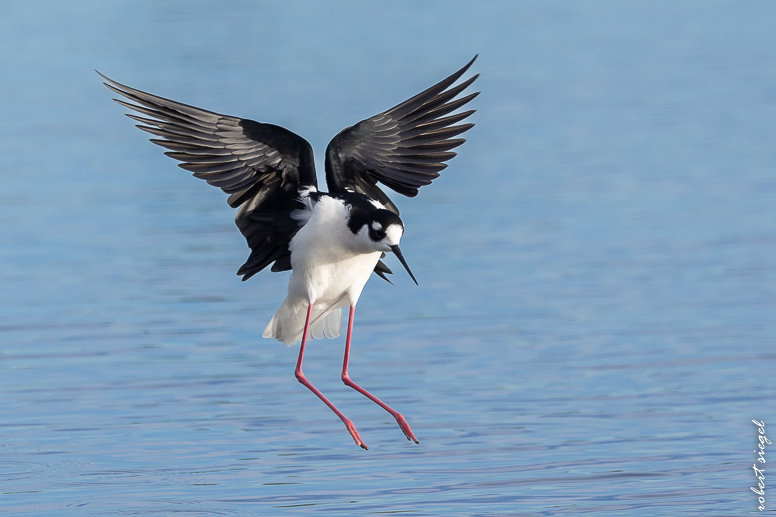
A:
[100,56,478,449]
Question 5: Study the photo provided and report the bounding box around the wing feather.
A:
[100,72,317,280]
[324,56,478,213]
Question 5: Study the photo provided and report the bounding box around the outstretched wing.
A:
[324,56,479,214]
[100,72,317,281]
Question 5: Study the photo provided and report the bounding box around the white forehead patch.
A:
[385,223,403,245]
[371,221,382,232]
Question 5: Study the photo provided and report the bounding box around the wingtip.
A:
[452,55,478,82]
[461,54,478,73]
[95,69,114,85]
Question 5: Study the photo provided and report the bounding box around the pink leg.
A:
[341,305,419,444]
[295,303,367,450]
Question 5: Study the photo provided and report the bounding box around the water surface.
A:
[1,1,775,515]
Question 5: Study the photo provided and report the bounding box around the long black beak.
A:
[390,245,418,285]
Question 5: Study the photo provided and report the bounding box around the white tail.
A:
[263,300,342,346]
[310,308,342,340]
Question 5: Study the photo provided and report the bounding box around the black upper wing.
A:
[324,56,479,214]
[100,72,317,280]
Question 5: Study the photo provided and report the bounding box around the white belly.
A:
[290,249,381,306]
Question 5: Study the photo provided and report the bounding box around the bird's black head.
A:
[366,210,417,285]
[340,193,418,284]
[366,209,404,244]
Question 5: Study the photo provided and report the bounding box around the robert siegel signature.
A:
[752,420,771,511]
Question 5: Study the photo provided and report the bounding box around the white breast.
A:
[289,196,381,306]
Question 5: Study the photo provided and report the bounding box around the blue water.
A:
[2,1,775,515]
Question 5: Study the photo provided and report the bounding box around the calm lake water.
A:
[2,1,775,515]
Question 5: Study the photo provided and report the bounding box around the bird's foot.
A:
[343,418,368,450]
[393,413,419,444]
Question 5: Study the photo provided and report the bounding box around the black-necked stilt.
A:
[100,56,478,449]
